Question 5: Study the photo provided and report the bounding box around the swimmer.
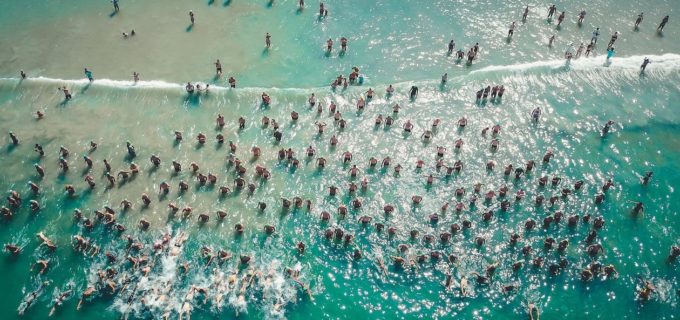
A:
[409,86,418,99]
[601,120,615,135]
[641,171,653,185]
[508,21,516,38]
[591,27,600,44]
[576,42,584,58]
[84,68,94,82]
[608,31,619,48]
[640,57,651,72]
[314,121,327,134]
[578,10,586,24]
[547,4,556,19]
[606,46,615,60]
[528,303,540,320]
[635,13,643,28]
[386,84,394,95]
[557,11,565,26]
[57,86,72,101]
[657,15,669,32]
[214,59,222,76]
[585,42,593,56]
[33,143,45,157]
[403,120,413,132]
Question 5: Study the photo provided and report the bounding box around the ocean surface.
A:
[0,0,679,319]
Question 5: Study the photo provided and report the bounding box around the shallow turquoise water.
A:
[0,0,679,319]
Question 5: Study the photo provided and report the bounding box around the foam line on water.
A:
[1,53,678,94]
[470,54,680,75]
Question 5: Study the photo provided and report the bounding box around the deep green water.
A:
[0,0,679,319]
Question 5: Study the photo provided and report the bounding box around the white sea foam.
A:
[471,54,680,75]
[2,54,678,94]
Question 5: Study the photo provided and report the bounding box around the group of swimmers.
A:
[4,2,678,319]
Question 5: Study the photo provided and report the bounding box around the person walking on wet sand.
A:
[189,11,195,24]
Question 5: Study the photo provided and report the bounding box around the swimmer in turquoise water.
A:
[607,31,619,48]
[606,47,615,60]
[591,27,600,44]
[556,11,565,26]
[547,5,556,19]
[214,59,222,76]
[640,57,651,72]
[657,15,669,32]
[635,13,643,28]
[508,21,516,38]
[84,68,93,81]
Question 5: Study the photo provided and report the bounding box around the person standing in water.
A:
[265,32,271,48]
[548,34,555,46]
[591,28,600,44]
[84,68,94,82]
[606,46,615,60]
[556,11,565,26]
[522,6,529,21]
[189,11,195,24]
[657,15,669,32]
[635,13,643,28]
[20,70,27,79]
[214,59,222,76]
[448,40,455,54]
[112,0,119,12]
[640,57,651,71]
[547,5,556,19]
[608,31,619,48]
[508,21,516,38]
